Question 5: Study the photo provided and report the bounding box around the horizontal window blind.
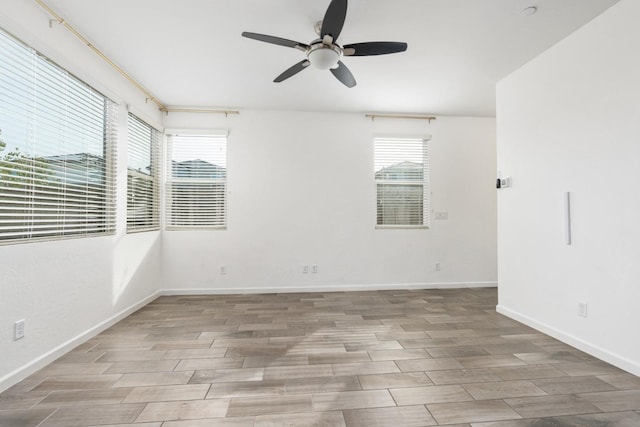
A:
[127,113,160,232]
[0,28,117,243]
[374,136,429,227]
[166,133,227,228]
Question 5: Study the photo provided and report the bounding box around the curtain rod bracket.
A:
[48,18,63,27]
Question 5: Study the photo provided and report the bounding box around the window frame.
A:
[374,135,431,229]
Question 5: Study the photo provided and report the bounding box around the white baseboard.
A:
[161,281,497,295]
[0,291,161,393]
[496,304,640,377]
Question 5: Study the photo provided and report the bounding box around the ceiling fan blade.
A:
[274,60,311,83]
[242,32,308,50]
[330,61,356,88]
[321,0,348,42]
[342,42,408,57]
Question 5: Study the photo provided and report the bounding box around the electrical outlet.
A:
[220,266,227,275]
[14,320,25,340]
[302,265,309,274]
[311,265,318,274]
[435,262,441,271]
[578,302,588,318]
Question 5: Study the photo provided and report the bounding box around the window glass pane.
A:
[127,115,153,175]
[377,183,424,226]
[374,137,429,227]
[127,114,159,232]
[168,182,226,227]
[170,135,226,180]
[166,134,227,229]
[0,29,116,243]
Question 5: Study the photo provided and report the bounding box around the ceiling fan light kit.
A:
[241,0,408,88]
[307,43,341,70]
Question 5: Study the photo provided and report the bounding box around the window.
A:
[0,29,117,243]
[374,136,430,227]
[166,133,227,228]
[127,114,160,232]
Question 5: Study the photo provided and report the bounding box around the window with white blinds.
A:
[374,136,430,227]
[127,114,160,232]
[166,133,227,229]
[0,28,117,243]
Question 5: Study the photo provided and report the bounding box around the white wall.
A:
[496,0,640,375]
[162,111,497,292]
[0,1,164,390]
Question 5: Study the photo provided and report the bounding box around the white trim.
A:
[161,282,497,296]
[496,304,640,377]
[0,291,161,393]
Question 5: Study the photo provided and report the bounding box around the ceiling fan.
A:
[241,0,408,88]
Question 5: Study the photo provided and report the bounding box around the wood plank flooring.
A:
[1,288,640,426]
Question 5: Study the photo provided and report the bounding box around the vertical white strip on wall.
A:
[564,191,572,245]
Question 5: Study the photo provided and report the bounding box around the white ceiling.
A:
[45,0,619,116]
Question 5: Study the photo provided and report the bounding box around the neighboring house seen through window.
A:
[0,28,117,243]
[374,136,430,227]
[166,133,227,228]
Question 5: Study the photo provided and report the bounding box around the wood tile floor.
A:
[1,288,640,426]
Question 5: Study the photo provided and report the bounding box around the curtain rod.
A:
[365,114,437,123]
[34,0,168,112]
[163,108,240,116]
